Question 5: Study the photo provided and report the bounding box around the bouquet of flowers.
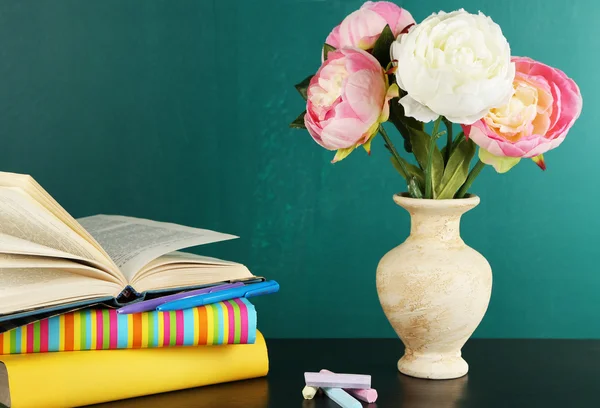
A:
[290,2,582,199]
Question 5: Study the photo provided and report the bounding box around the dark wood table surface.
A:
[91,339,600,407]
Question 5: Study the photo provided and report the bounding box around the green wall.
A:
[0,0,595,338]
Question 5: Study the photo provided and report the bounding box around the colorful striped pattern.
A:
[0,298,256,354]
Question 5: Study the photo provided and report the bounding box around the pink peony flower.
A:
[462,57,582,172]
[305,48,398,162]
[325,1,415,51]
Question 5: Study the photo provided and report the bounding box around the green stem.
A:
[443,118,453,164]
[453,131,465,149]
[456,159,485,198]
[379,126,410,178]
[424,117,442,199]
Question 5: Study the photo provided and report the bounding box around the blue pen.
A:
[157,280,279,311]
[116,282,245,314]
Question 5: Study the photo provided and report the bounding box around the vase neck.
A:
[393,194,480,242]
[409,212,463,241]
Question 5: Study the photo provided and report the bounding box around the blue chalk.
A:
[322,387,362,408]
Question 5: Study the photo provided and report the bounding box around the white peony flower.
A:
[391,9,515,124]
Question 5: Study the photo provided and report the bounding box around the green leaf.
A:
[294,75,313,101]
[390,156,424,188]
[436,138,477,199]
[456,159,485,198]
[387,97,425,153]
[424,117,443,199]
[409,128,444,198]
[442,117,453,165]
[441,130,465,160]
[408,177,423,199]
[289,111,306,129]
[371,25,395,67]
[323,43,336,60]
[453,131,465,148]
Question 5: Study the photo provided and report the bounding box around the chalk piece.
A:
[320,369,378,403]
[322,387,362,408]
[347,387,378,403]
[304,372,371,389]
[302,385,318,400]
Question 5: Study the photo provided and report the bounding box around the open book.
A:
[0,172,259,332]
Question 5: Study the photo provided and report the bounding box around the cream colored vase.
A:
[376,194,492,380]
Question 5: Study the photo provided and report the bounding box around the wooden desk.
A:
[90,339,600,407]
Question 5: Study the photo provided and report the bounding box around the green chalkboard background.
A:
[0,0,595,338]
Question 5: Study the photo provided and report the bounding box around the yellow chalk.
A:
[302,385,318,400]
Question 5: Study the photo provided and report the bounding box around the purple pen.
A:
[116,282,245,314]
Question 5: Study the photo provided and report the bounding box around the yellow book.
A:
[0,331,268,407]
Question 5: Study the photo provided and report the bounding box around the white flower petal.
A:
[390,40,405,90]
[393,9,515,125]
[399,95,439,122]
[445,109,489,125]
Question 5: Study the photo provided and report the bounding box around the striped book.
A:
[0,298,256,354]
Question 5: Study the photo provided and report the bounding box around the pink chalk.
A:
[320,369,378,403]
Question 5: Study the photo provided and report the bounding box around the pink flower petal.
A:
[343,48,381,74]
[342,69,386,123]
[325,26,341,49]
[323,1,415,51]
[465,56,582,159]
[320,117,370,149]
[368,1,415,36]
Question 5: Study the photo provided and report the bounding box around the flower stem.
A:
[453,131,465,148]
[443,118,453,164]
[456,159,485,198]
[424,116,443,199]
[379,125,410,178]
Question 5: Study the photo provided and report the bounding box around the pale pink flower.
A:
[305,48,398,162]
[326,1,415,50]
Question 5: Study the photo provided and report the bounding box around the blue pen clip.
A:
[244,283,279,297]
[156,280,279,311]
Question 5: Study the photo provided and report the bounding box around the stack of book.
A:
[0,172,272,407]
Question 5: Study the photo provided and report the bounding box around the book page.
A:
[132,265,254,293]
[0,172,112,257]
[139,251,239,273]
[0,188,124,283]
[0,232,117,274]
[132,251,243,280]
[0,254,121,284]
[130,251,254,292]
[77,215,237,283]
[0,267,120,315]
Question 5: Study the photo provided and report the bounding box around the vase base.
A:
[397,353,468,380]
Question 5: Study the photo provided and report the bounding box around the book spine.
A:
[0,298,256,354]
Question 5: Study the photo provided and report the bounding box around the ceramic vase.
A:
[376,193,492,380]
